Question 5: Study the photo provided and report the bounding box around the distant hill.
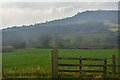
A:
[2,10,118,49]
[2,10,118,33]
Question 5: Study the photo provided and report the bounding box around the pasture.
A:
[2,49,119,78]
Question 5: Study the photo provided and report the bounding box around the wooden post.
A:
[112,55,116,74]
[79,56,82,75]
[103,57,107,77]
[51,46,58,77]
[2,53,3,78]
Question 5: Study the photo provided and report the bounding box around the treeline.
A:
[2,33,118,52]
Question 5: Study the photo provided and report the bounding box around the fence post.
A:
[103,57,107,77]
[79,56,82,75]
[51,46,58,77]
[112,55,116,74]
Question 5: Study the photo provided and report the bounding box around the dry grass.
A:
[3,66,51,78]
[3,67,120,79]
[3,66,120,79]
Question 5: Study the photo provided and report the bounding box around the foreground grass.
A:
[3,49,119,78]
[3,66,120,78]
[3,49,52,71]
[3,66,51,78]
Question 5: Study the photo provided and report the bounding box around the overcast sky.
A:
[0,2,118,28]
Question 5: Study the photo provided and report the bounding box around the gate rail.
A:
[51,47,119,77]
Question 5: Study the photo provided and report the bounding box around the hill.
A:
[2,10,118,49]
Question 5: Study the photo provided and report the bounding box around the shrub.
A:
[2,46,14,52]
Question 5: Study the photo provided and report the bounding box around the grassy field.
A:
[2,49,119,78]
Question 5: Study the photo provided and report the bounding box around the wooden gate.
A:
[51,47,119,77]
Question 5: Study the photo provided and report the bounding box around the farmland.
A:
[2,49,119,78]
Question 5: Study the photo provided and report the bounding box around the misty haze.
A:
[1,2,120,79]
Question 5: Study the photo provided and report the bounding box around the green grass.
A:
[3,49,52,71]
[3,49,118,71]
[3,49,119,78]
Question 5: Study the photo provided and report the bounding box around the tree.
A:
[103,34,118,49]
[3,32,26,49]
[105,34,118,44]
[37,34,52,48]
[73,36,83,48]
[54,36,68,48]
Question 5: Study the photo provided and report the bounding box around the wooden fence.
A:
[51,47,120,77]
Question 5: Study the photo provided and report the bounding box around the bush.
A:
[2,46,14,52]
[11,42,26,49]
[101,43,114,49]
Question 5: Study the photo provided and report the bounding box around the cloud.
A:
[2,4,82,28]
[1,2,118,28]
[0,0,119,2]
